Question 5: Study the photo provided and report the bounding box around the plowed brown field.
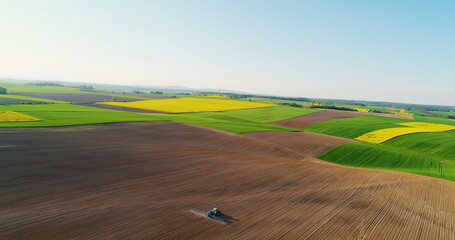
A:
[0,122,454,239]
[243,131,356,159]
[0,97,42,104]
[271,110,361,129]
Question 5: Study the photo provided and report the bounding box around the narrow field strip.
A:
[356,122,455,144]
[98,97,276,113]
[353,107,370,113]
[0,104,154,127]
[0,94,67,103]
[10,93,141,103]
[0,82,89,93]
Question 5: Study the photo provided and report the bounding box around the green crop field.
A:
[431,111,455,116]
[0,82,90,93]
[145,113,295,133]
[0,104,154,127]
[413,116,455,125]
[367,106,387,112]
[303,114,455,181]
[143,106,315,133]
[319,138,455,181]
[0,94,68,103]
[384,130,455,163]
[182,106,319,123]
[408,110,426,116]
[0,104,306,133]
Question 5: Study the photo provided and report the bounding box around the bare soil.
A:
[79,103,168,113]
[0,122,454,239]
[271,110,362,129]
[0,97,42,104]
[243,131,357,159]
[10,93,141,103]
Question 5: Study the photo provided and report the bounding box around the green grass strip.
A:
[0,104,311,133]
[182,106,320,123]
[0,94,68,103]
[139,106,314,133]
[318,142,455,181]
[0,104,154,127]
[0,82,91,93]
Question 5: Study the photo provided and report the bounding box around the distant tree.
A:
[370,109,385,113]
[310,105,356,111]
[279,102,303,108]
[133,90,143,94]
[150,91,163,94]
[28,82,64,87]
[79,85,94,89]
[0,87,7,94]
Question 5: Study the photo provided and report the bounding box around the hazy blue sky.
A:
[1,1,454,105]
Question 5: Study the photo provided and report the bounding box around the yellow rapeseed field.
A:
[397,122,455,129]
[353,108,370,113]
[0,111,41,122]
[395,109,415,116]
[356,122,455,144]
[99,97,276,113]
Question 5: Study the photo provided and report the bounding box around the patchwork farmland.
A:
[0,82,454,239]
[11,92,144,103]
